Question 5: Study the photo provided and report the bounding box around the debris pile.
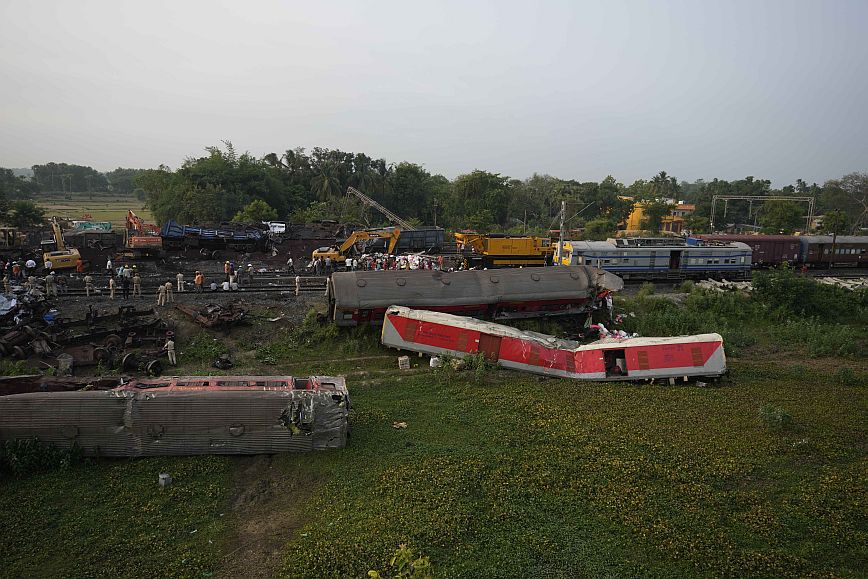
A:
[175,300,248,329]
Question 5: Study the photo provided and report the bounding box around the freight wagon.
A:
[382,306,727,382]
[697,234,868,268]
[329,266,623,326]
[160,220,271,253]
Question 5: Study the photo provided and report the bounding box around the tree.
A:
[647,171,681,201]
[821,210,849,235]
[823,172,867,234]
[106,168,145,194]
[311,162,342,200]
[584,218,617,240]
[640,201,671,232]
[684,214,710,233]
[232,199,278,224]
[759,201,803,233]
[8,199,45,228]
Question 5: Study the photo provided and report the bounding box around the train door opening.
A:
[478,333,502,362]
[669,250,682,269]
[604,349,627,377]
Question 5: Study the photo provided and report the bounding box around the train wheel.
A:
[104,334,123,349]
[121,352,138,371]
[146,359,163,376]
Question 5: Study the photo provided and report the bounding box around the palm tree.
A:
[311,162,341,200]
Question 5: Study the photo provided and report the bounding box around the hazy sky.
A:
[1,0,866,186]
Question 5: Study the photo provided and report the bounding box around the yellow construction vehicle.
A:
[312,228,401,264]
[42,217,82,270]
[454,232,554,267]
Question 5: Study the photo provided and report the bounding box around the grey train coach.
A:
[559,237,752,281]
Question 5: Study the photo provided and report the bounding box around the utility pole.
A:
[557,200,566,266]
[432,197,437,227]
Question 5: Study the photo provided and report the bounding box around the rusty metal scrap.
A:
[175,301,248,329]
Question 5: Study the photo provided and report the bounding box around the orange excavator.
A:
[122,210,162,259]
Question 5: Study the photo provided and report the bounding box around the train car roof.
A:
[798,235,868,244]
[332,266,623,310]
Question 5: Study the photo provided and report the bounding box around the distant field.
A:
[34,192,154,228]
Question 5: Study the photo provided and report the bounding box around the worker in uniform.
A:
[286,256,294,274]
[164,332,176,366]
[25,258,37,277]
[246,263,254,284]
[156,282,167,306]
[176,271,184,292]
[108,276,116,300]
[44,259,53,273]
[165,281,174,303]
[83,274,94,297]
[75,259,85,275]
[44,272,57,297]
[224,260,231,281]
[12,262,21,281]
[133,272,142,297]
[105,258,113,276]
[25,275,36,292]
[194,271,204,293]
[3,272,11,294]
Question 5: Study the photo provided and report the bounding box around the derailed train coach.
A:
[0,376,351,456]
[382,306,727,382]
[329,266,624,326]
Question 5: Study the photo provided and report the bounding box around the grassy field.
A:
[34,191,153,227]
[0,276,866,577]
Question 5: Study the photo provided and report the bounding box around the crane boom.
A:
[346,186,416,231]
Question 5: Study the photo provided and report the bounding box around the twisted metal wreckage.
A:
[381,305,727,382]
[0,376,351,456]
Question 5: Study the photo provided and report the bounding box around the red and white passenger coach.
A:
[382,306,726,381]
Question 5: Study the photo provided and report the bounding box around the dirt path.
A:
[216,455,326,579]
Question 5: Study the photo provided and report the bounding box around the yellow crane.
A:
[42,217,82,270]
[454,232,554,267]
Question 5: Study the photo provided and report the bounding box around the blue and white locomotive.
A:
[558,237,752,281]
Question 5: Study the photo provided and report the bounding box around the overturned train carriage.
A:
[329,266,624,326]
[382,306,726,381]
[0,376,350,456]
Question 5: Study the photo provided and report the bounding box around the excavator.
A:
[42,217,82,270]
[121,210,162,259]
[311,227,401,265]
[454,232,554,268]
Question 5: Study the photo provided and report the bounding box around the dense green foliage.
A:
[3,154,866,233]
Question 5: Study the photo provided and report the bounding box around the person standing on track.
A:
[194,271,204,293]
[164,333,176,366]
[108,275,115,300]
[176,271,184,292]
[133,271,142,297]
[156,282,167,306]
[83,274,94,297]
[121,275,130,300]
[165,281,174,303]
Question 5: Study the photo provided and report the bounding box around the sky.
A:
[1,0,866,186]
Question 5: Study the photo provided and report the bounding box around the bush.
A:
[752,267,868,323]
[0,438,82,478]
[637,282,655,300]
[0,360,32,377]
[768,319,860,358]
[759,404,794,430]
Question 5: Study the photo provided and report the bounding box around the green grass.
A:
[34,192,153,227]
[1,285,866,577]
